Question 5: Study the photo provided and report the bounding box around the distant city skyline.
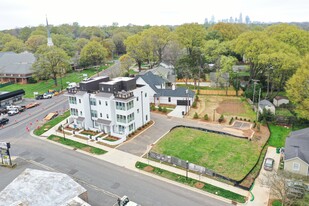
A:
[1,0,309,30]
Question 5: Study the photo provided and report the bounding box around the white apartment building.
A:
[66,76,150,139]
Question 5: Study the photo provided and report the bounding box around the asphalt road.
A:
[0,95,230,206]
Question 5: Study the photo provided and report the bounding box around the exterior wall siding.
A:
[284,158,309,176]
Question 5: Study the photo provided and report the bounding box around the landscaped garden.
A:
[151,127,261,181]
[0,65,110,98]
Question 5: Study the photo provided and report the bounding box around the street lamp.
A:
[186,160,189,180]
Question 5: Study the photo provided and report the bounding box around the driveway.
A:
[117,113,249,156]
[167,105,186,118]
[247,146,281,206]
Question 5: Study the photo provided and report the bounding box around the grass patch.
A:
[135,162,246,203]
[34,111,70,136]
[129,69,138,75]
[177,84,235,91]
[48,135,106,155]
[268,124,291,148]
[0,66,110,98]
[272,200,282,206]
[151,127,260,180]
[276,108,293,117]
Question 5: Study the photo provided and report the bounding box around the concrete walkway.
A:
[246,146,281,206]
[38,119,250,204]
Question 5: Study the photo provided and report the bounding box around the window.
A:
[116,101,126,110]
[108,88,110,92]
[137,109,139,113]
[79,99,81,103]
[99,100,101,105]
[137,97,139,101]
[146,115,148,121]
[117,114,126,123]
[293,162,300,171]
[106,114,109,119]
[127,113,134,123]
[145,93,147,97]
[70,108,78,116]
[105,101,108,106]
[90,98,96,106]
[126,100,134,110]
[80,111,82,116]
[69,96,77,104]
[100,113,102,118]
[168,97,171,102]
[91,110,97,118]
[129,123,134,131]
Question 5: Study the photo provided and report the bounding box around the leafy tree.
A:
[124,33,144,71]
[102,38,116,59]
[162,39,184,68]
[32,45,70,86]
[75,38,89,54]
[208,23,248,41]
[286,54,309,120]
[112,31,130,55]
[79,40,108,67]
[25,35,46,52]
[175,23,206,55]
[30,26,47,36]
[119,54,134,75]
[19,27,33,42]
[52,34,75,57]
[2,38,26,53]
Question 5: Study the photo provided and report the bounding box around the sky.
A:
[1,0,309,30]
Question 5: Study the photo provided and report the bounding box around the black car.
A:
[0,118,9,126]
[35,94,44,100]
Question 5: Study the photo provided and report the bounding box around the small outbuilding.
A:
[273,96,289,107]
[258,99,275,114]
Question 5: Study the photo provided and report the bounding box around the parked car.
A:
[35,94,44,100]
[0,118,9,126]
[25,102,40,109]
[8,108,19,116]
[0,107,8,114]
[43,93,53,99]
[264,158,275,171]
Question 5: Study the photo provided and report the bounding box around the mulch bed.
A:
[81,146,91,153]
[216,99,246,115]
[144,166,154,172]
[74,135,88,140]
[194,182,205,189]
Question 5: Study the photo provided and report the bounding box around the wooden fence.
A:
[194,89,243,96]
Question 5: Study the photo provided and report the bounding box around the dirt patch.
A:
[81,146,92,153]
[74,134,88,140]
[97,141,118,148]
[144,166,154,172]
[216,99,246,115]
[52,137,60,141]
[194,182,205,189]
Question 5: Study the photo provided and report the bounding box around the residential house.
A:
[284,127,309,176]
[273,96,289,107]
[66,76,150,139]
[258,99,275,114]
[0,51,35,84]
[136,71,195,106]
[139,63,176,83]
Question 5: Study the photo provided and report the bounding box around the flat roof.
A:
[0,168,87,206]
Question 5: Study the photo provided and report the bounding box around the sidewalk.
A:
[246,146,281,206]
[39,121,249,200]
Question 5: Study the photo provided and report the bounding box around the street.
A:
[0,95,230,206]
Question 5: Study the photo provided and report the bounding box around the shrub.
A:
[193,112,199,119]
[195,95,199,101]
[162,107,167,113]
[218,114,224,123]
[150,104,156,111]
[229,117,234,125]
[158,106,162,112]
[204,114,208,121]
[192,101,197,108]
[235,117,238,120]
[240,118,243,121]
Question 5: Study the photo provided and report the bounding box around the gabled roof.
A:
[284,127,309,164]
[258,99,274,109]
[136,71,168,92]
[274,96,289,101]
[0,51,35,75]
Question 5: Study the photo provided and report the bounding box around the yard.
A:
[188,95,256,122]
[0,65,110,98]
[151,127,261,181]
[268,124,291,148]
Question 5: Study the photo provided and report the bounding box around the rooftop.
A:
[0,51,35,75]
[0,168,88,206]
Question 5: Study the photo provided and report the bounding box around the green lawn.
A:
[34,111,70,136]
[136,162,246,203]
[272,200,282,206]
[48,135,107,155]
[151,127,260,180]
[276,108,293,117]
[177,84,235,91]
[0,65,110,98]
[268,124,291,148]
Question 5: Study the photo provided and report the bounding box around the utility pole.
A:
[257,88,261,121]
[252,79,259,104]
[266,66,273,99]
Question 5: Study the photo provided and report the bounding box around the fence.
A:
[194,89,243,96]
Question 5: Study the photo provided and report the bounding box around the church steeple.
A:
[46,16,54,47]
